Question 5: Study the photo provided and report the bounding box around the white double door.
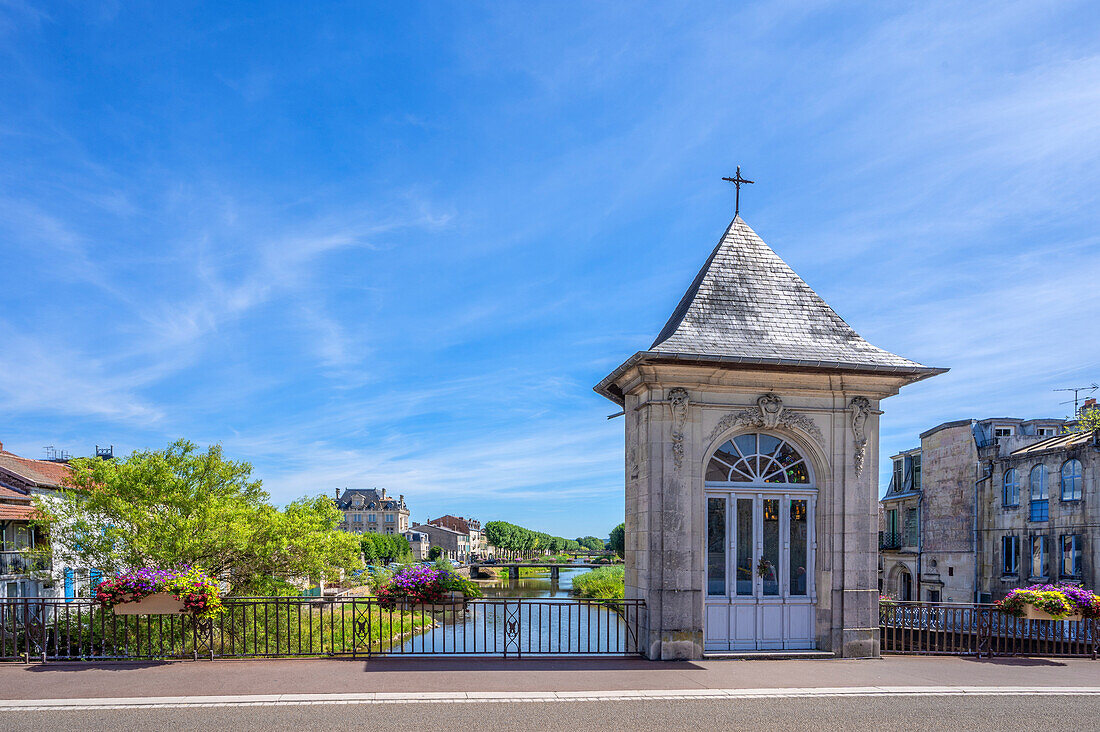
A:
[704,491,816,651]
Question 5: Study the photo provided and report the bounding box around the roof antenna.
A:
[722,166,754,218]
[1055,384,1099,416]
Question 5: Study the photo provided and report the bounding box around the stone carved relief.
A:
[707,393,824,447]
[757,393,783,428]
[669,388,690,470]
[849,396,871,478]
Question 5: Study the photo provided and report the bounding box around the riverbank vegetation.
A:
[571,566,625,600]
[518,566,551,578]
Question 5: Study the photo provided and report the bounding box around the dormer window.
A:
[892,460,903,492]
[994,426,1014,442]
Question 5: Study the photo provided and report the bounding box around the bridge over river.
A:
[469,562,614,580]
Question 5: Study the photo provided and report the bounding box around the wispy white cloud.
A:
[0,322,162,423]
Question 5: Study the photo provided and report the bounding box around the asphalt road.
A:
[3,695,1099,731]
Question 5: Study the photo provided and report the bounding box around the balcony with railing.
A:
[879,532,903,550]
[0,550,51,577]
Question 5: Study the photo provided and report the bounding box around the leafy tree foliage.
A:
[428,545,443,560]
[608,523,625,559]
[360,533,412,565]
[483,521,582,557]
[35,440,362,595]
[575,536,605,552]
[1070,405,1100,433]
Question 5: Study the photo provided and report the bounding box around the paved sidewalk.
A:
[0,655,1096,701]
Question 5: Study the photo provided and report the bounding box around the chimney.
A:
[399,494,404,504]
[1084,398,1097,413]
[335,488,341,500]
[381,488,387,499]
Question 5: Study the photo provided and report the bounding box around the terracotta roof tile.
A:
[0,452,72,488]
[0,504,38,520]
[0,485,29,500]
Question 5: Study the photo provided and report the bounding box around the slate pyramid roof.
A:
[595,217,945,403]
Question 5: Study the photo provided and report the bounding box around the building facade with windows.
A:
[409,523,470,562]
[879,446,923,601]
[0,442,99,600]
[878,417,1074,603]
[980,429,1098,599]
[403,529,431,561]
[426,516,486,557]
[334,488,409,535]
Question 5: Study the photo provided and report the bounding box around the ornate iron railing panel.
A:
[0,597,646,662]
[880,601,1097,658]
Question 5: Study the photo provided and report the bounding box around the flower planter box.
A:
[112,592,188,616]
[1023,605,1082,622]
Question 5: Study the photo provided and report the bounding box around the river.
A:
[393,565,637,654]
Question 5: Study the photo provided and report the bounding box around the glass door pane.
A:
[761,498,780,596]
[735,498,754,595]
[789,499,808,596]
[706,497,726,595]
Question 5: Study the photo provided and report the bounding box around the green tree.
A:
[35,440,362,595]
[428,545,443,560]
[360,534,411,565]
[576,536,604,552]
[1069,405,1100,433]
[608,523,625,559]
[483,520,580,558]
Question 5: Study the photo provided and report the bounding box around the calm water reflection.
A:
[473,566,582,598]
[392,566,635,654]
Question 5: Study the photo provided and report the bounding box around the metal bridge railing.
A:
[0,597,646,662]
[880,601,1097,658]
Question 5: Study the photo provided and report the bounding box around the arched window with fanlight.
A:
[706,433,811,484]
[1002,468,1019,507]
[1061,459,1083,501]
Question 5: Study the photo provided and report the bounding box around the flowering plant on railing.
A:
[94,567,223,618]
[995,584,1100,620]
[375,565,482,610]
[878,595,896,622]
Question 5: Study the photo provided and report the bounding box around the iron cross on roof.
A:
[722,166,754,217]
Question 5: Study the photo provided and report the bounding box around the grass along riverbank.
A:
[570,565,625,600]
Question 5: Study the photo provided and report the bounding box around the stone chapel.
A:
[595,214,946,659]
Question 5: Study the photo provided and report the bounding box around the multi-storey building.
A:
[979,428,1099,600]
[403,529,431,561]
[334,488,409,535]
[426,515,485,557]
[409,523,470,563]
[878,417,1076,603]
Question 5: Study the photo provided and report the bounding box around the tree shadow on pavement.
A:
[21,661,178,673]
[357,657,702,673]
[959,656,1068,667]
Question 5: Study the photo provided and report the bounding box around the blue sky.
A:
[2,2,1099,538]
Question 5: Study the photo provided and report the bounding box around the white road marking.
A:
[1,686,1099,710]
